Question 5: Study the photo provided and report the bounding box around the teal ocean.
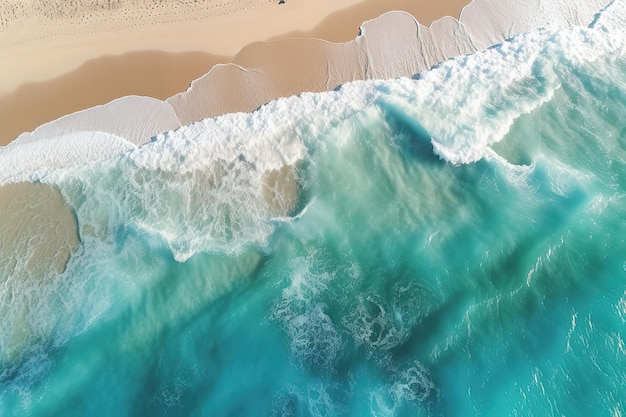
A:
[2,3,626,416]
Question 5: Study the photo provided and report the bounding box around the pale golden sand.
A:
[0,0,468,145]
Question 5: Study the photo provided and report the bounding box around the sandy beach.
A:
[0,0,468,145]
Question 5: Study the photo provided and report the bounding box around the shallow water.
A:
[1,2,626,416]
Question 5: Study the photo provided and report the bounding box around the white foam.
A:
[591,0,626,33]
[343,295,405,354]
[618,291,626,323]
[391,360,438,404]
[385,6,624,165]
[365,360,438,414]
[269,253,343,369]
[274,383,342,417]
[0,131,136,184]
[57,94,351,260]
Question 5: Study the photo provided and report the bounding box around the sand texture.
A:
[1,0,469,145]
[0,0,368,92]
[1,0,609,146]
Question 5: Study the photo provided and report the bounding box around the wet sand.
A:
[0,182,79,277]
[0,51,225,145]
[0,0,468,145]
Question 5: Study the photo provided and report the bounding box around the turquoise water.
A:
[2,3,626,416]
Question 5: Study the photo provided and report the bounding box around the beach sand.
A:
[0,0,468,145]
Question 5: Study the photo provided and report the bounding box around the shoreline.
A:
[0,0,468,145]
[0,0,613,335]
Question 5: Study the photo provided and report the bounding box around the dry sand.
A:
[0,0,468,145]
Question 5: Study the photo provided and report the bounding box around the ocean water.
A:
[1,2,626,416]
